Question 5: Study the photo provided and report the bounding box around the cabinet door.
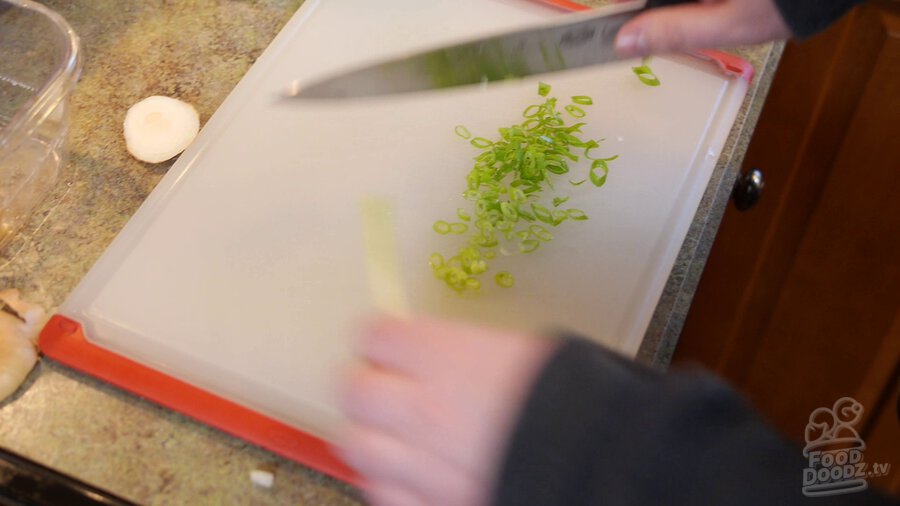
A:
[673,0,900,473]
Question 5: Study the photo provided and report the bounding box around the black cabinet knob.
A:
[732,168,765,211]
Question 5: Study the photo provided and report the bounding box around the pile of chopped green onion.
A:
[430,82,618,293]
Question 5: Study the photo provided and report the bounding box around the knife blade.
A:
[284,0,681,100]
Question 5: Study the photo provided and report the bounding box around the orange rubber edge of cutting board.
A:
[539,0,594,11]
[38,314,361,487]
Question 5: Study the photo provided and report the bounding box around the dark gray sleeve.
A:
[491,337,898,506]
[651,0,865,38]
[773,0,866,37]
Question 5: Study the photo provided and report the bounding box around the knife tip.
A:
[282,79,352,100]
[285,79,303,98]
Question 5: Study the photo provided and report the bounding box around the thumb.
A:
[615,3,736,57]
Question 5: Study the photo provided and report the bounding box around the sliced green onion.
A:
[566,208,588,221]
[450,222,468,234]
[552,196,570,207]
[530,224,553,242]
[510,187,526,204]
[429,253,445,268]
[546,162,568,175]
[516,205,536,221]
[537,82,551,97]
[433,220,451,234]
[495,272,515,288]
[470,137,493,148]
[457,208,471,222]
[548,210,566,226]
[589,159,609,187]
[468,259,488,275]
[455,125,472,139]
[531,203,553,224]
[519,239,540,253]
[571,96,593,105]
[500,202,517,220]
[523,104,542,118]
[564,105,586,118]
[632,58,661,87]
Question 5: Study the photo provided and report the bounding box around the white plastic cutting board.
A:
[61,0,748,439]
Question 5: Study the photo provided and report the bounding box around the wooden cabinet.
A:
[674,0,900,495]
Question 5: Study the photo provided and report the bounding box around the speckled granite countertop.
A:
[636,41,784,367]
[0,1,782,504]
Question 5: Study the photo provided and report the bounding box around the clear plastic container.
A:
[0,0,81,250]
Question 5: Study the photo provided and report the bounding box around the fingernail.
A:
[615,30,645,56]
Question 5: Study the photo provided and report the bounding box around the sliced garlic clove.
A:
[124,95,200,163]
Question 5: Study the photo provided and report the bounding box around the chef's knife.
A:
[285,0,689,99]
